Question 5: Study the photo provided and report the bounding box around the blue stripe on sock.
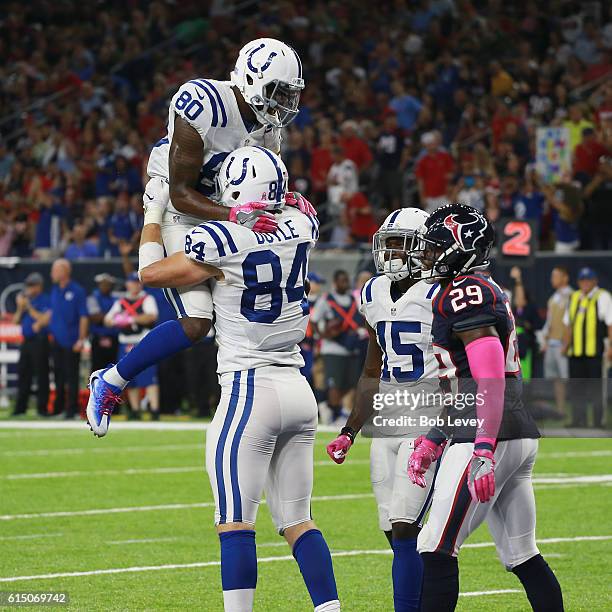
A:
[170,288,187,317]
[199,223,226,257]
[230,369,255,522]
[188,80,218,127]
[208,221,238,253]
[216,371,242,524]
[200,80,227,127]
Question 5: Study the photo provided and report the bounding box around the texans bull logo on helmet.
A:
[442,211,487,251]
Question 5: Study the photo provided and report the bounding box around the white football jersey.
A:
[185,207,319,373]
[360,275,441,435]
[147,78,282,215]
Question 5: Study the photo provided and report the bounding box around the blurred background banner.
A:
[536,127,571,184]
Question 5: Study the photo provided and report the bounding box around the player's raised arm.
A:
[169,116,278,231]
[138,179,222,288]
[326,323,381,464]
[169,116,227,221]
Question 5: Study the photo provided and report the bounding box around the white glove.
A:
[143,177,169,225]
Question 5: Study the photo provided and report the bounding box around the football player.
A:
[91,147,339,612]
[407,203,563,611]
[327,208,442,612]
[87,39,314,428]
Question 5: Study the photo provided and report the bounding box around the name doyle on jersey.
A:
[372,414,485,429]
[255,219,300,244]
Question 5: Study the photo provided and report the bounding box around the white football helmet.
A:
[373,208,430,281]
[216,146,288,210]
[231,38,305,128]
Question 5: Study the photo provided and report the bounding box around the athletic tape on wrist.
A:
[143,207,164,226]
[138,242,164,271]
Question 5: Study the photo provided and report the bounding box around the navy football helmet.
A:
[415,203,495,281]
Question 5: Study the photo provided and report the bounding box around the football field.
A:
[0,424,610,611]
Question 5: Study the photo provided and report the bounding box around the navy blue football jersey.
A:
[431,273,540,441]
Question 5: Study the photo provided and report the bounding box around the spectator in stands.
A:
[489,60,514,98]
[573,127,610,183]
[542,177,583,252]
[583,155,612,250]
[563,267,612,428]
[108,191,139,255]
[12,272,50,417]
[415,131,453,213]
[389,80,422,132]
[513,169,545,224]
[541,266,572,419]
[49,258,88,419]
[344,190,378,244]
[87,273,119,373]
[0,213,15,256]
[33,192,65,258]
[64,220,99,260]
[311,270,367,424]
[104,272,159,420]
[339,120,373,173]
[375,113,407,211]
[509,266,542,382]
[327,145,359,243]
[564,104,594,153]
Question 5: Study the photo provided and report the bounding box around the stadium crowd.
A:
[1,0,611,257]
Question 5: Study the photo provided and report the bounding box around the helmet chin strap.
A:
[384,258,409,281]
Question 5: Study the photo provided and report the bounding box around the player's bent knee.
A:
[391,521,420,540]
[216,521,254,534]
[283,519,317,548]
[179,316,211,342]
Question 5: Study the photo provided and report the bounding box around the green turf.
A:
[0,427,610,611]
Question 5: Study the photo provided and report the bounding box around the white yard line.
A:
[538,450,612,459]
[2,474,609,520]
[1,443,203,458]
[4,466,204,480]
[0,533,63,541]
[108,537,180,545]
[0,493,374,521]
[0,535,608,584]
[4,463,370,479]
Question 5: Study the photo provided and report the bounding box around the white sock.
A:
[315,600,341,612]
[101,365,128,390]
[222,588,255,611]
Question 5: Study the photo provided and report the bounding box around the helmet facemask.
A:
[373,229,423,281]
[248,78,304,128]
[415,231,491,282]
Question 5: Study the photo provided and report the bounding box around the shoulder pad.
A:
[186,221,239,265]
[171,79,229,138]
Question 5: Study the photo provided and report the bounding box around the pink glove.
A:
[229,202,278,232]
[326,434,352,464]
[467,448,495,503]
[113,312,134,328]
[408,437,445,488]
[285,192,317,216]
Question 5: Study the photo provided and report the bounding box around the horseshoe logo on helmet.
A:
[246,43,278,74]
[226,156,250,185]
